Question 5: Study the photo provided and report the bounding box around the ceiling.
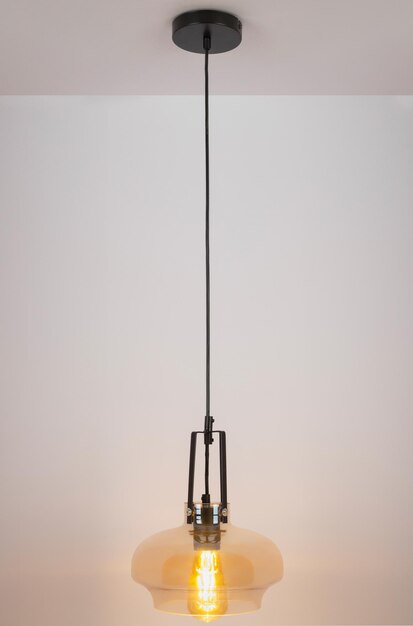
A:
[1,0,413,94]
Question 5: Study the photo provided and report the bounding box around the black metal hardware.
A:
[204,415,214,445]
[187,432,197,523]
[172,10,242,55]
[219,431,227,511]
[187,430,228,524]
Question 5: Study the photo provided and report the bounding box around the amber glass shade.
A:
[131,504,283,619]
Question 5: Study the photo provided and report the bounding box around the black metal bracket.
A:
[187,430,228,524]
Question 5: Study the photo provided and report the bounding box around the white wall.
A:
[0,96,412,626]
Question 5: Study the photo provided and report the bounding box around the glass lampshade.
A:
[131,503,283,620]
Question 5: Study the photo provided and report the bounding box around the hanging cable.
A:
[203,33,213,503]
[205,37,210,420]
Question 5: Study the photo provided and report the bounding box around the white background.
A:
[0,96,413,625]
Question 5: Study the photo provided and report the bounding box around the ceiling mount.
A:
[172,10,242,54]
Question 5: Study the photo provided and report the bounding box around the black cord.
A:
[203,35,212,501]
[205,41,210,420]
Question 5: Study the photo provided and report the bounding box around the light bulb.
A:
[188,550,228,622]
[131,502,283,616]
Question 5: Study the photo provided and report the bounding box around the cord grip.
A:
[203,33,211,52]
[204,415,214,445]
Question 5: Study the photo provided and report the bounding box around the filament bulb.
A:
[188,550,227,622]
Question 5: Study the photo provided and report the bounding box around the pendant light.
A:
[132,10,283,620]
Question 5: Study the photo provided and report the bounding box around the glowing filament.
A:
[188,550,227,622]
